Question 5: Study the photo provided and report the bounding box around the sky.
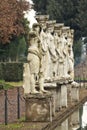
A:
[24,0,37,28]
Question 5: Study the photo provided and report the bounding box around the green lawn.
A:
[0,80,23,90]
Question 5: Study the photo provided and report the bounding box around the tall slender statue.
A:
[46,21,57,80]
[26,31,48,94]
[54,23,64,79]
[61,27,71,79]
[35,15,50,81]
[32,23,48,93]
[27,31,41,93]
[67,29,74,80]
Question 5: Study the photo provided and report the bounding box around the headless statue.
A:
[31,24,48,93]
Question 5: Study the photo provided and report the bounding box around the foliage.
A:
[73,39,82,64]
[0,35,27,62]
[33,0,87,40]
[33,0,47,14]
[0,62,23,81]
[46,0,62,21]
[0,0,29,44]
[77,0,87,37]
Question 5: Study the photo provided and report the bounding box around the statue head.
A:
[28,31,40,45]
[70,29,74,39]
[32,23,42,34]
[46,20,56,33]
[62,26,70,39]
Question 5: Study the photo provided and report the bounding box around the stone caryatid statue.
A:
[25,31,48,94]
[35,15,50,81]
[67,29,79,86]
[67,29,74,80]
[54,23,64,79]
[61,26,71,80]
[46,20,58,81]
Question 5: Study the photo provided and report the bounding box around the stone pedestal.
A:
[24,93,53,122]
[67,83,72,106]
[56,84,61,111]
[71,86,79,102]
[61,84,67,107]
[44,84,57,116]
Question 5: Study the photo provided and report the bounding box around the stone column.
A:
[56,84,61,111]
[24,93,53,122]
[67,83,72,106]
[61,84,68,107]
[44,84,57,116]
[71,83,79,102]
[23,63,31,94]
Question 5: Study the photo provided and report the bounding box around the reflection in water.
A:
[82,102,87,128]
[54,109,80,130]
[54,103,87,130]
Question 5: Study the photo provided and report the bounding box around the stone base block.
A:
[56,85,61,111]
[71,87,79,102]
[61,85,67,107]
[45,84,60,115]
[24,93,53,122]
[67,84,72,105]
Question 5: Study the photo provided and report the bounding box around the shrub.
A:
[0,62,23,81]
[0,63,4,79]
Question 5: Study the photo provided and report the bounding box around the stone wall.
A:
[0,87,25,124]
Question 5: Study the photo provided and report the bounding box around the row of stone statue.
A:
[23,15,75,94]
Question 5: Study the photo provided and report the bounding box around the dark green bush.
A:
[0,63,4,79]
[0,62,23,81]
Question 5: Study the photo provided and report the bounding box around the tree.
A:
[0,0,29,44]
[33,0,87,40]
[73,39,82,64]
[77,0,87,37]
[46,0,62,22]
[33,0,47,14]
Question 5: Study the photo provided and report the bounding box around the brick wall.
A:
[0,87,25,124]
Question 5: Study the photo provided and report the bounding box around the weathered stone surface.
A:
[24,93,53,122]
[44,83,64,113]
[61,85,68,107]
[71,86,79,102]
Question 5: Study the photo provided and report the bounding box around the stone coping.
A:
[35,78,73,86]
[24,93,53,99]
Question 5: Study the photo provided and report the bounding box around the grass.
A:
[0,121,43,130]
[6,81,23,87]
[0,117,25,130]
[0,80,23,90]
[0,123,24,130]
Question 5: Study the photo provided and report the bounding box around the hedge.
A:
[0,63,4,80]
[0,62,23,81]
